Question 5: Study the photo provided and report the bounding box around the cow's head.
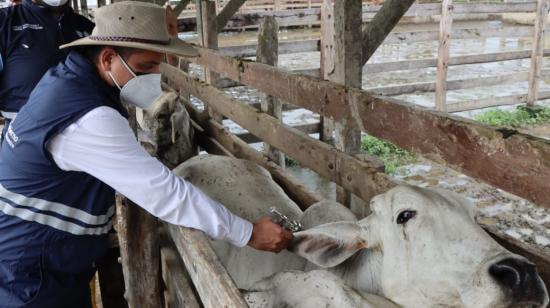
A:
[290,185,548,307]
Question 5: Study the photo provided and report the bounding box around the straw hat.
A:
[60,1,198,56]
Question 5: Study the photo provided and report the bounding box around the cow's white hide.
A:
[173,155,308,288]
[244,270,399,308]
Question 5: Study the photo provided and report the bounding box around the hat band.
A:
[89,35,170,45]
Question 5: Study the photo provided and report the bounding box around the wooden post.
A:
[197,0,222,121]
[97,247,128,308]
[320,0,334,143]
[160,246,201,308]
[333,0,363,207]
[79,0,88,18]
[173,0,193,17]
[116,197,162,308]
[216,0,248,32]
[165,224,248,308]
[116,106,162,308]
[361,0,416,66]
[71,0,78,12]
[435,0,454,112]
[257,16,285,168]
[527,0,549,106]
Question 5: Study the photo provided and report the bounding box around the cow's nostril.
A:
[489,259,522,289]
[489,257,547,306]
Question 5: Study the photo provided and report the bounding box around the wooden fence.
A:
[99,1,550,308]
[180,0,377,16]
[151,50,550,307]
[199,0,550,113]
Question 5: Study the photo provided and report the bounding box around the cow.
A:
[174,155,549,307]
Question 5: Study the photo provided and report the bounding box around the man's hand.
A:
[248,217,293,253]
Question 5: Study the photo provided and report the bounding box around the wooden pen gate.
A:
[90,1,550,308]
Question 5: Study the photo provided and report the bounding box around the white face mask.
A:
[107,54,163,110]
[42,0,69,7]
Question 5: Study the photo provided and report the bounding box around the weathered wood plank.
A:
[179,2,538,30]
[358,95,550,208]
[173,0,193,17]
[162,63,394,202]
[333,0,364,206]
[177,48,550,207]
[116,105,162,308]
[79,0,88,18]
[368,69,550,96]
[220,39,319,58]
[236,122,321,143]
[198,0,219,86]
[447,90,550,113]
[527,0,550,106]
[216,24,538,59]
[160,246,201,308]
[365,49,550,74]
[116,196,162,308]
[320,0,335,143]
[384,26,536,45]
[361,0,416,65]
[165,223,248,308]
[217,0,248,32]
[435,0,453,112]
[97,248,128,308]
[362,2,538,18]
[258,16,285,167]
[198,0,222,122]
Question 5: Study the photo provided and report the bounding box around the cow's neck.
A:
[329,249,383,295]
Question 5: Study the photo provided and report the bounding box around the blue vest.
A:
[0,0,93,113]
[0,51,127,307]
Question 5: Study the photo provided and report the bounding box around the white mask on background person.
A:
[41,0,69,7]
[107,54,163,110]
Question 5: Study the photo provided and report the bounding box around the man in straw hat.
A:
[0,2,292,307]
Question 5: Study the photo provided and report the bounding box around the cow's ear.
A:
[289,221,367,268]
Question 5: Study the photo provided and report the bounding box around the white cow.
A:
[174,155,549,307]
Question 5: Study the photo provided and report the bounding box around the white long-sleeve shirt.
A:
[46,106,253,247]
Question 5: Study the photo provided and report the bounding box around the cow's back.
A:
[173,155,307,288]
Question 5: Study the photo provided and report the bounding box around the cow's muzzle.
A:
[489,257,548,307]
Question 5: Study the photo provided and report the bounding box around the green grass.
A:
[285,156,299,167]
[360,134,416,174]
[474,106,550,128]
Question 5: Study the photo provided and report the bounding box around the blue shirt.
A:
[0,0,93,113]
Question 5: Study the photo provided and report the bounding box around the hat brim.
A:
[60,37,199,57]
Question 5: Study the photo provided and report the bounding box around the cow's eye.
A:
[396,210,416,224]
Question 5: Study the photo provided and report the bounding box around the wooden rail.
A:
[162,63,393,202]
[98,2,550,307]
[166,84,550,296]
[181,0,550,113]
[178,2,539,30]
[169,46,550,208]
[165,223,248,308]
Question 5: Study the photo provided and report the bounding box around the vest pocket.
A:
[2,254,43,306]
